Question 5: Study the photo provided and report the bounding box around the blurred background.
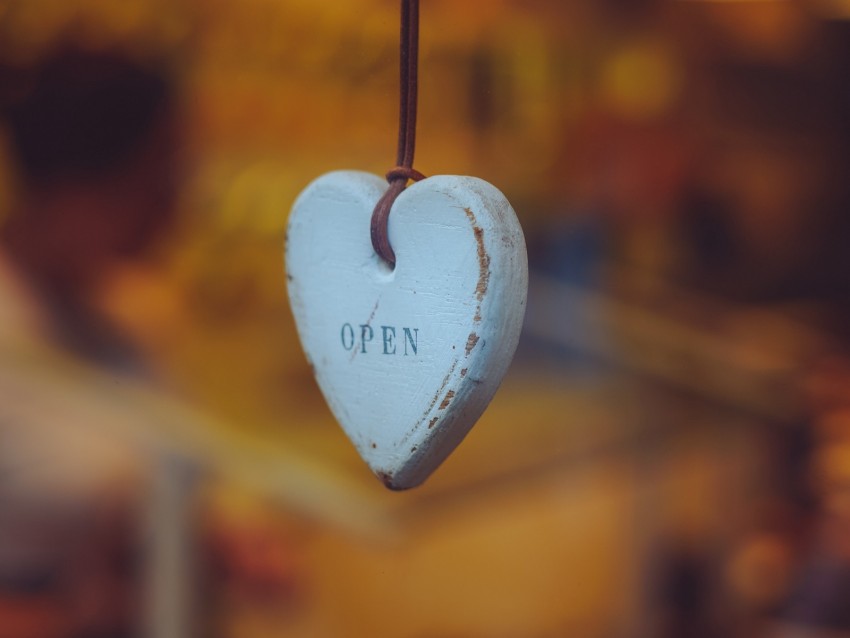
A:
[1,0,850,637]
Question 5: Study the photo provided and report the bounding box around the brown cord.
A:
[370,0,425,268]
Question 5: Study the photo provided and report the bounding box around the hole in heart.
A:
[369,251,396,282]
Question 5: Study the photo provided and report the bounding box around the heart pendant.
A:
[285,171,527,489]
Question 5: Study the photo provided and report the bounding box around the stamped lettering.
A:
[341,322,419,355]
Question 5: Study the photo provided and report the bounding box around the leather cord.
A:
[370,0,425,268]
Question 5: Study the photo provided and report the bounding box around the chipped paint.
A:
[464,207,491,303]
[439,390,456,410]
[465,332,480,356]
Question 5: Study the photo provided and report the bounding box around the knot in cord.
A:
[386,166,426,184]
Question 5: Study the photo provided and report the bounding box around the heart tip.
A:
[375,470,420,491]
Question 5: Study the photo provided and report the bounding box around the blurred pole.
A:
[145,451,201,638]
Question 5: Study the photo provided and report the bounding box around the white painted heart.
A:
[285,171,527,489]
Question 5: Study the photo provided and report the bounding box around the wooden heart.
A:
[285,171,527,489]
